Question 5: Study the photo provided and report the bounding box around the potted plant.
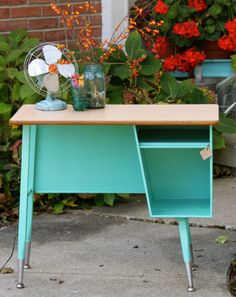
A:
[131,0,236,77]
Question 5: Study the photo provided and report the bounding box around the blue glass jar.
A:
[84,64,106,109]
[71,86,88,111]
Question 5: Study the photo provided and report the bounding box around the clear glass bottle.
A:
[84,64,106,109]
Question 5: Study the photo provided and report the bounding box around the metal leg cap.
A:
[187,286,195,292]
[24,264,32,269]
[16,283,25,289]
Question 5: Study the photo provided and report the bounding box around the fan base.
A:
[35,99,67,111]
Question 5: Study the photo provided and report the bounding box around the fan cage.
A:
[24,42,78,97]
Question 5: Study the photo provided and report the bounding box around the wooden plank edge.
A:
[9,120,220,126]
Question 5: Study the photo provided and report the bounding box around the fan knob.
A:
[49,64,58,74]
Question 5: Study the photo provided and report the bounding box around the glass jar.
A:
[84,64,106,109]
[71,86,88,111]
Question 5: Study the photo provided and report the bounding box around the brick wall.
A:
[0,0,102,45]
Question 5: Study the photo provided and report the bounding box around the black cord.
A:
[0,233,18,272]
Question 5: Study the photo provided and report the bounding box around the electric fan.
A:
[24,43,77,111]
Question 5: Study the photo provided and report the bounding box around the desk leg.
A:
[185,220,197,271]
[24,192,34,270]
[17,125,36,289]
[177,218,195,292]
[24,125,36,270]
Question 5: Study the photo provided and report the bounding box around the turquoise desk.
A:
[10,104,219,291]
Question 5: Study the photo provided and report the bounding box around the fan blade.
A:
[58,63,76,78]
[43,45,62,65]
[28,58,48,77]
[42,73,59,93]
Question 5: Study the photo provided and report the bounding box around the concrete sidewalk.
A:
[0,177,235,297]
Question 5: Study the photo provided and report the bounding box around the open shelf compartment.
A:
[138,126,210,148]
[140,148,212,218]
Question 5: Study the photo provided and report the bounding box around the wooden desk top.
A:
[10,104,219,126]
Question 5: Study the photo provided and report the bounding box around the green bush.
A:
[0,29,40,219]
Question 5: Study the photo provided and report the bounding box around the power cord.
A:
[0,233,18,272]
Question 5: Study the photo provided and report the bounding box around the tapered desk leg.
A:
[185,220,197,270]
[177,218,195,292]
[17,125,36,288]
[24,191,34,270]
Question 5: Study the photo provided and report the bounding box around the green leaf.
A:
[139,55,161,76]
[62,199,78,208]
[107,46,127,63]
[53,202,64,214]
[21,37,39,52]
[0,82,7,90]
[20,84,35,100]
[10,128,22,139]
[178,5,191,18]
[0,42,10,53]
[0,34,6,43]
[215,235,229,244]
[114,64,130,80]
[176,79,194,98]
[190,88,208,104]
[8,29,27,46]
[23,94,40,104]
[15,70,26,83]
[104,194,116,206]
[208,4,222,16]
[160,72,178,99]
[0,55,6,67]
[101,63,111,75]
[230,54,236,72]
[213,129,225,149]
[0,103,12,120]
[160,21,172,34]
[215,114,236,134]
[125,30,142,58]
[0,71,7,83]
[12,81,21,101]
[205,24,216,34]
[167,4,178,19]
[137,76,155,91]
[107,85,124,104]
[7,67,18,80]
[117,193,130,199]
[155,89,171,102]
[94,196,105,207]
[7,49,24,63]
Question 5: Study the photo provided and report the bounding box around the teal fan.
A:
[24,43,77,111]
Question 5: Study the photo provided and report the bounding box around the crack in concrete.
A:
[76,210,236,231]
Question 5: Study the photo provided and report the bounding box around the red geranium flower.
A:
[187,0,207,12]
[152,36,170,58]
[218,18,236,52]
[154,0,169,14]
[225,19,236,34]
[172,21,200,38]
[163,55,178,71]
[218,35,236,51]
[163,48,206,73]
[176,48,206,72]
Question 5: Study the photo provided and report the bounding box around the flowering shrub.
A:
[51,2,98,64]
[218,19,236,52]
[163,48,206,72]
[132,0,236,71]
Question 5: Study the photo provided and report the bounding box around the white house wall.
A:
[102,0,132,41]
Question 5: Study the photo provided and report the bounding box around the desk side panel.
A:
[34,125,144,193]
